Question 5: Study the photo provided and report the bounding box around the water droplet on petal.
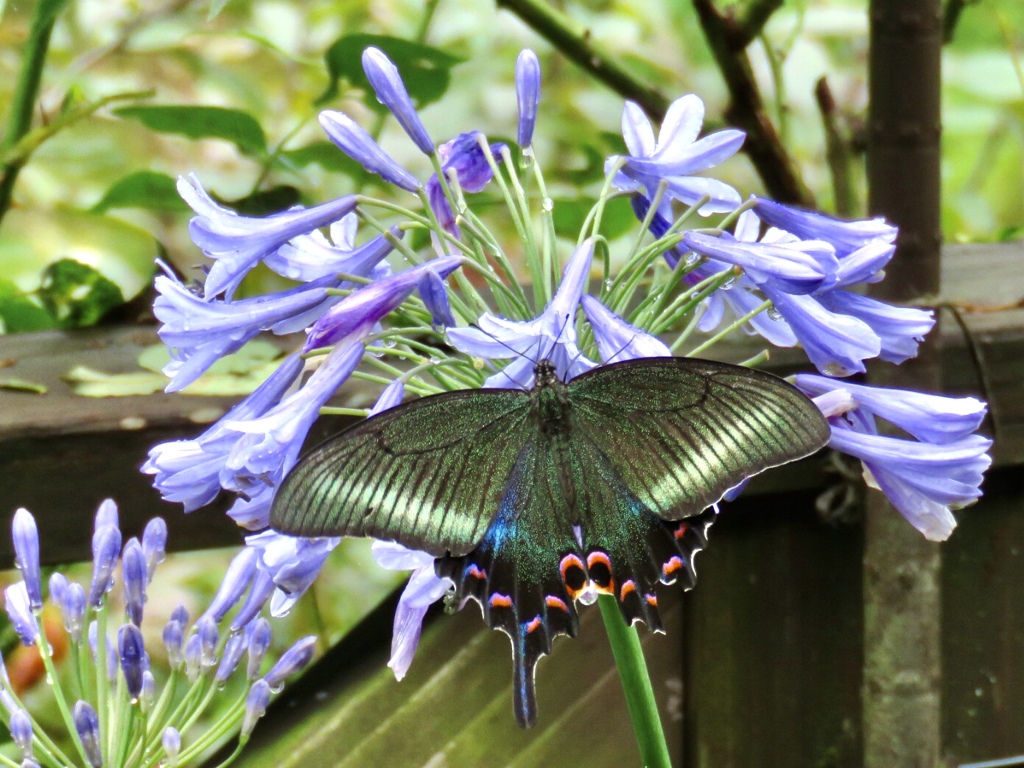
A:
[685,252,700,265]
[541,198,554,212]
[577,582,598,606]
[767,308,783,321]
[720,277,736,291]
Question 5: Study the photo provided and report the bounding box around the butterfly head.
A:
[532,359,560,390]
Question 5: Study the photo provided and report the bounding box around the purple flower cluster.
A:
[2,502,317,763]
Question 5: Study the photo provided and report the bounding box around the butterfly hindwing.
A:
[567,357,830,521]
[271,388,532,557]
[437,428,583,728]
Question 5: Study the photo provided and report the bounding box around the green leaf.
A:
[91,171,190,213]
[0,378,48,394]
[551,197,636,241]
[37,259,125,328]
[318,34,463,108]
[113,105,267,156]
[0,279,54,333]
[226,185,302,216]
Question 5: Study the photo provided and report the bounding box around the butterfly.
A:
[269,356,830,727]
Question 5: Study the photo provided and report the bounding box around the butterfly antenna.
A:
[466,322,531,390]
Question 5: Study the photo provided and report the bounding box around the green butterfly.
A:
[270,356,829,726]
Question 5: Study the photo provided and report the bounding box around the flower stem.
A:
[597,595,672,768]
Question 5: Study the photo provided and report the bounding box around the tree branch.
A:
[690,0,813,206]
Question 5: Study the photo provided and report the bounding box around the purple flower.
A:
[362,47,434,155]
[121,538,147,625]
[580,295,671,361]
[154,267,341,392]
[216,630,249,684]
[11,508,42,610]
[371,541,452,681]
[263,215,399,284]
[5,582,37,645]
[246,532,340,615]
[796,375,992,540]
[263,636,317,688]
[447,238,599,388]
[220,344,364,524]
[185,633,202,682]
[753,197,897,257]
[319,111,421,192]
[246,618,273,680]
[9,707,33,759]
[302,257,462,353]
[62,582,86,642]
[49,572,68,611]
[516,49,541,148]
[816,290,934,366]
[198,615,219,671]
[368,377,406,416]
[163,618,184,669]
[231,569,276,632]
[242,680,272,738]
[162,728,181,762]
[142,517,167,581]
[202,547,258,624]
[178,173,357,299]
[682,228,836,295]
[88,524,122,609]
[608,95,744,216]
[73,701,102,768]
[118,623,147,698]
[417,267,456,329]
[143,353,304,513]
[426,132,507,236]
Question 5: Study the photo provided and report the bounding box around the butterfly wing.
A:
[565,357,828,624]
[270,388,532,557]
[567,357,830,522]
[437,425,584,729]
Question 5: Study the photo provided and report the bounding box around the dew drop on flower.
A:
[429,356,442,365]
[269,683,284,695]
[604,280,614,292]
[541,197,554,212]
[685,252,700,265]
[381,338,397,349]
[767,308,783,321]
[521,147,535,167]
[720,277,736,291]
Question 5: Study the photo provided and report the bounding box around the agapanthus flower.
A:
[2,502,316,764]
[263,214,400,284]
[608,95,745,217]
[319,111,421,192]
[796,374,991,540]
[753,197,897,256]
[371,541,453,680]
[580,294,672,362]
[177,173,357,300]
[362,47,435,155]
[245,531,340,615]
[426,132,507,236]
[516,49,541,148]
[447,238,599,388]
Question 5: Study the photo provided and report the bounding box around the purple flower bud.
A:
[319,111,421,192]
[0,688,17,711]
[753,197,897,257]
[202,548,258,625]
[170,604,189,627]
[121,538,147,626]
[88,525,122,608]
[118,623,147,699]
[184,634,202,683]
[241,679,272,738]
[48,572,68,611]
[94,499,119,531]
[163,619,185,670]
[515,49,541,148]
[230,569,275,633]
[5,583,37,645]
[246,618,272,680]
[11,509,42,611]
[302,257,462,352]
[162,727,181,761]
[63,582,86,642]
[87,621,118,682]
[9,707,33,758]
[142,518,167,582]
[263,636,317,689]
[215,631,249,684]
[140,670,156,713]
[581,294,672,362]
[0,648,11,687]
[417,268,455,329]
[73,701,103,768]
[198,616,219,671]
[362,47,434,155]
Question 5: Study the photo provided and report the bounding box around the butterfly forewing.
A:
[567,357,830,521]
[270,388,532,556]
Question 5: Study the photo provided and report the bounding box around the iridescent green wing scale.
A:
[270,388,532,557]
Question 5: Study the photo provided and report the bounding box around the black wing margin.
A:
[270,388,531,557]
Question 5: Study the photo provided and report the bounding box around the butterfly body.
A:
[270,357,830,726]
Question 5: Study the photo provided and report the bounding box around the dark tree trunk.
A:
[865,1,943,766]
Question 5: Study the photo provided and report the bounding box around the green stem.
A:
[0,0,70,228]
[597,596,672,768]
